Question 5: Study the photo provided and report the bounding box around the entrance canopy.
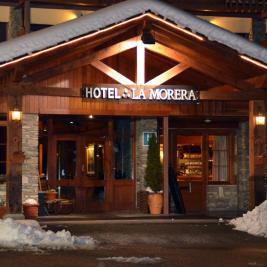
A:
[0,0,266,101]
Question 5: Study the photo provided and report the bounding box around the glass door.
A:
[176,135,205,213]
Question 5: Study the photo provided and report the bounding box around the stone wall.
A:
[135,118,157,211]
[206,121,249,213]
[237,121,249,211]
[207,185,238,212]
[0,183,6,204]
[22,114,39,202]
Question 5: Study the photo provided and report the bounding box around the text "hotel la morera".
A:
[82,86,199,101]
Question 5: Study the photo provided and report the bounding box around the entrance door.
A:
[176,135,206,213]
[47,117,136,213]
[49,135,108,213]
[76,136,107,212]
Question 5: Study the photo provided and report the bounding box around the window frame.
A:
[207,133,235,185]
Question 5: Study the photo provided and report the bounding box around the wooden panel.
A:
[23,95,248,117]
[178,180,204,213]
[0,96,7,113]
[113,180,135,210]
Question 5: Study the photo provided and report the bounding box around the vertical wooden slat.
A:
[137,42,145,85]
[163,116,169,214]
[249,100,266,209]
[7,95,22,213]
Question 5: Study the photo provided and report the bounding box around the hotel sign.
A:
[81,85,199,102]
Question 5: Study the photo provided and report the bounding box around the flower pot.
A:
[45,191,57,201]
[23,204,39,219]
[147,193,163,215]
[0,206,7,219]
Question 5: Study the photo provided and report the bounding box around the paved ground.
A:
[0,217,267,267]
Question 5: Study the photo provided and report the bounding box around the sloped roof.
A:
[0,0,266,65]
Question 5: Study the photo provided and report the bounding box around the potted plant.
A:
[144,133,163,214]
[23,199,39,219]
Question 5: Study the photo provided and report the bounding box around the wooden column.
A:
[105,119,114,211]
[163,116,169,214]
[7,95,23,213]
[249,100,266,209]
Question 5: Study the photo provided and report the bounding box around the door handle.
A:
[188,182,192,193]
[81,164,85,173]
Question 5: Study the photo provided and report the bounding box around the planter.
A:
[0,206,7,219]
[45,191,57,201]
[147,193,163,215]
[23,204,39,219]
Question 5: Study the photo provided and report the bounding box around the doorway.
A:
[40,116,135,213]
[175,135,206,213]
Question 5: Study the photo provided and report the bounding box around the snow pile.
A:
[230,200,267,238]
[0,218,96,250]
[23,199,38,205]
[98,257,161,264]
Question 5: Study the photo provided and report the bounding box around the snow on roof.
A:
[0,0,267,65]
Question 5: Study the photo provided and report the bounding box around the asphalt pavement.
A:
[0,216,267,267]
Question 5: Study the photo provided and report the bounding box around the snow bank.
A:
[0,218,96,250]
[98,257,162,264]
[230,200,267,238]
[23,199,38,205]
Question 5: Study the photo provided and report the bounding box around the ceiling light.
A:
[204,118,211,123]
[141,30,155,45]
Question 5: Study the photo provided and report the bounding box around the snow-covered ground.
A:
[230,200,267,238]
[0,218,95,250]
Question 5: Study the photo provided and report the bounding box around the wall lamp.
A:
[256,113,265,126]
[11,109,22,121]
[10,97,22,121]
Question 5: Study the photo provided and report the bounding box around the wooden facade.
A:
[0,2,267,215]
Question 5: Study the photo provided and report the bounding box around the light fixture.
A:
[256,113,265,125]
[10,97,22,121]
[89,114,94,119]
[141,29,155,45]
[11,108,22,121]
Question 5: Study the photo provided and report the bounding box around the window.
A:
[0,126,7,175]
[85,143,104,179]
[113,118,133,179]
[208,135,229,182]
[56,140,76,180]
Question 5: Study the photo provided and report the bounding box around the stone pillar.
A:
[22,114,39,202]
[7,7,24,39]
[251,17,266,44]
[7,1,30,40]
[136,118,157,212]
[237,121,249,211]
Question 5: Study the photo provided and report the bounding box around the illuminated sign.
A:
[81,85,199,102]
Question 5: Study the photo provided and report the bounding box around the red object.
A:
[0,206,7,219]
[23,204,39,219]
[45,191,57,201]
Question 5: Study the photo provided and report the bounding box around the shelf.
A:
[177,146,202,177]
